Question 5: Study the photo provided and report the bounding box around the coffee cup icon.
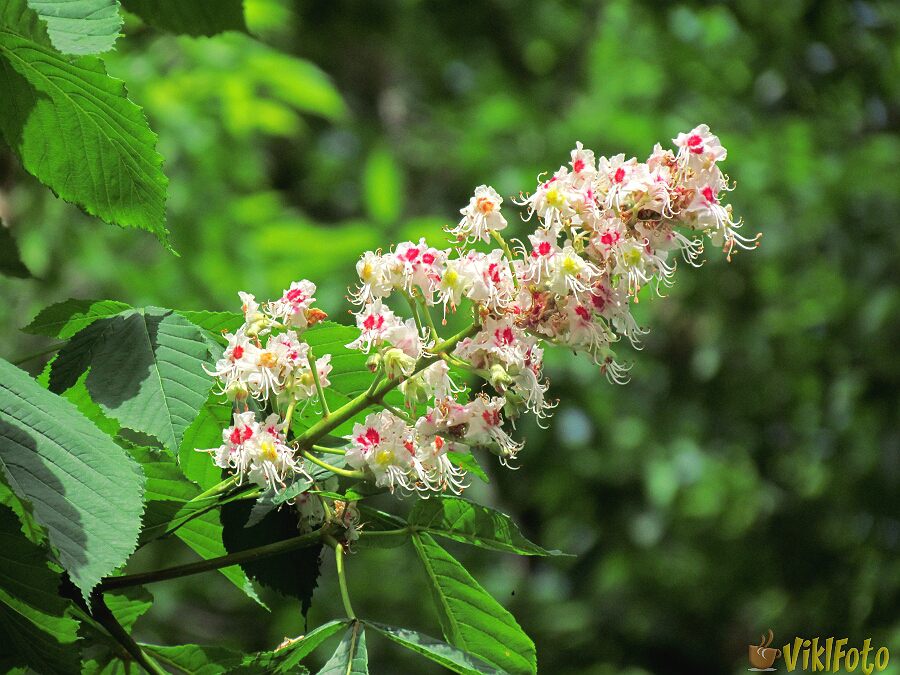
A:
[749,629,781,671]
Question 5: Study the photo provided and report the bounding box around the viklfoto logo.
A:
[748,630,891,673]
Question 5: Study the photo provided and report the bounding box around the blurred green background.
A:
[2,0,899,672]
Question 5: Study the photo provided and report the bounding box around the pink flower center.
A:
[422,252,435,265]
[701,186,717,204]
[537,241,552,256]
[231,345,244,360]
[404,248,420,261]
[573,158,585,172]
[614,167,625,183]
[575,305,591,321]
[285,288,307,303]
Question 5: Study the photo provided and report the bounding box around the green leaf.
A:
[49,308,214,452]
[120,0,247,36]
[178,394,230,490]
[447,451,490,484]
[220,500,322,615]
[23,298,131,339]
[272,477,313,505]
[0,358,145,599]
[409,496,565,557]
[0,506,80,675]
[412,534,536,674]
[0,0,169,244]
[364,621,498,675]
[355,505,408,549]
[176,309,244,337]
[104,586,153,632]
[142,643,248,675]
[0,222,32,278]
[243,619,349,673]
[318,622,368,675]
[26,0,122,54]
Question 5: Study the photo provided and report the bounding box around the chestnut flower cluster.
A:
[200,125,756,500]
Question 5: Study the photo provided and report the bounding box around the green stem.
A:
[194,476,236,501]
[311,444,346,456]
[491,230,520,289]
[359,527,410,538]
[12,342,67,366]
[91,592,167,675]
[302,450,366,480]
[403,291,425,336]
[100,529,325,590]
[382,401,413,422]
[307,351,330,417]
[283,400,297,429]
[293,322,479,450]
[326,535,356,619]
[415,292,441,342]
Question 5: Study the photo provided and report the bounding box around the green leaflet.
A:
[26,0,121,54]
[0,358,145,599]
[23,298,131,339]
[412,534,536,674]
[243,619,349,673]
[175,309,244,338]
[0,0,168,244]
[121,0,247,36]
[318,622,368,675]
[49,308,214,452]
[0,507,80,675]
[178,394,231,490]
[142,643,249,674]
[0,221,32,278]
[363,621,499,675]
[409,495,567,557]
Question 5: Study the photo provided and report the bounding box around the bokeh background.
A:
[2,0,899,672]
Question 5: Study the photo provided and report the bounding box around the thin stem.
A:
[311,444,346,456]
[403,292,425,335]
[283,400,297,429]
[91,592,167,675]
[359,527,410,538]
[100,529,325,590]
[415,292,441,342]
[307,351,330,417]
[326,535,356,619]
[365,363,384,397]
[302,450,366,480]
[194,476,236,501]
[382,401,413,422]
[293,322,479,451]
[491,230,520,289]
[12,342,66,366]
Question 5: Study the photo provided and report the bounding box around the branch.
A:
[100,529,325,590]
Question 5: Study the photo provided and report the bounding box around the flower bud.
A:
[400,374,428,407]
[383,347,416,379]
[225,381,249,402]
[366,352,382,373]
[488,364,513,391]
[305,307,328,327]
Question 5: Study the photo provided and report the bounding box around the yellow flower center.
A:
[258,352,278,368]
[260,441,278,462]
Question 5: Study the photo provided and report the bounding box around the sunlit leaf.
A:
[26,0,122,54]
[0,0,169,243]
[364,621,498,675]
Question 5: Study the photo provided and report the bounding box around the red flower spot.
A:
[434,436,445,450]
[404,440,416,456]
[232,345,244,360]
[482,409,501,426]
[537,241,552,256]
[600,231,619,247]
[422,252,435,265]
[359,427,380,447]
[241,426,253,442]
[363,314,376,330]
[701,186,717,204]
[229,427,243,444]
[404,247,420,261]
[487,263,501,283]
[687,134,703,147]
[614,167,626,184]
[575,305,591,321]
[573,158,585,173]
[285,288,307,303]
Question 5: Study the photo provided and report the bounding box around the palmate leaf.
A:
[49,307,214,452]
[0,506,80,675]
[409,495,566,557]
[412,534,536,674]
[178,394,230,489]
[0,0,168,244]
[143,643,249,675]
[0,358,145,599]
[364,621,499,675]
[120,0,247,36]
[318,622,368,675]
[26,0,121,54]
